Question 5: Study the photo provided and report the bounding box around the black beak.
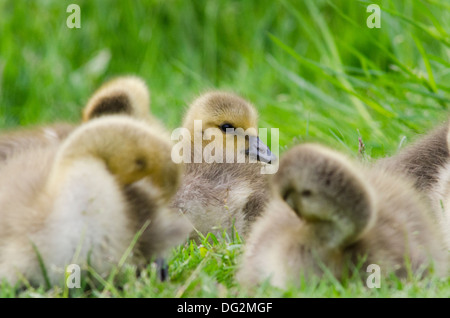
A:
[246,136,277,164]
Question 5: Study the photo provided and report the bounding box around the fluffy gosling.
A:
[0,116,191,286]
[171,92,276,239]
[238,144,448,288]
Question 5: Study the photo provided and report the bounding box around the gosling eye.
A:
[282,189,293,202]
[219,123,235,133]
[135,158,147,171]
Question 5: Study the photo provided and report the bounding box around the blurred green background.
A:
[1,0,450,160]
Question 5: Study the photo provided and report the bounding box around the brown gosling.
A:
[377,122,449,192]
[376,122,450,247]
[0,116,191,287]
[237,144,448,289]
[171,91,277,239]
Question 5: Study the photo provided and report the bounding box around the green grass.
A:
[0,0,449,297]
[2,231,449,298]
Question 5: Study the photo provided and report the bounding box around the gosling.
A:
[238,144,448,288]
[0,116,191,287]
[171,91,277,239]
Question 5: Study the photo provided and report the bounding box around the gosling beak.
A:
[247,136,277,164]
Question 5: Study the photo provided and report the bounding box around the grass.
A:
[2,231,449,298]
[0,0,449,297]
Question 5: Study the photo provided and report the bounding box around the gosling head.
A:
[82,76,151,122]
[274,144,376,248]
[58,116,181,201]
[182,91,276,164]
